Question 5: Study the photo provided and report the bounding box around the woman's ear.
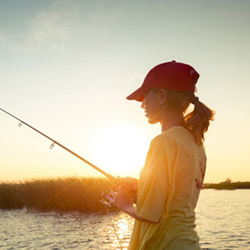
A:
[159,89,168,104]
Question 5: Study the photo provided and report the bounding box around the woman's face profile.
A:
[141,89,162,124]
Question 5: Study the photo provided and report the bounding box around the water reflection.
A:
[0,209,134,249]
[1,190,250,249]
[111,213,133,249]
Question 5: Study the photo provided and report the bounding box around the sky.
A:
[0,0,249,183]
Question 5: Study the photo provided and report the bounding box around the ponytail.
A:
[184,94,215,145]
[165,90,215,145]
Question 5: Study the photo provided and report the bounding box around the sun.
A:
[89,122,150,178]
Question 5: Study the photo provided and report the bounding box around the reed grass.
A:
[0,177,115,213]
[3,177,248,213]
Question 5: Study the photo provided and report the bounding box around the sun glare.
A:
[89,123,150,178]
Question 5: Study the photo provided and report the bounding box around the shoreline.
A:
[202,181,250,190]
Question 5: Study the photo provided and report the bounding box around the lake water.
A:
[0,190,249,250]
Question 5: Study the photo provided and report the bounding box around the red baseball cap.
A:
[126,60,199,102]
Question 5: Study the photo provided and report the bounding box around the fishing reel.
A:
[100,190,118,207]
[100,187,137,207]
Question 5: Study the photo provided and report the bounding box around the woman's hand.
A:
[112,176,138,204]
[113,185,134,212]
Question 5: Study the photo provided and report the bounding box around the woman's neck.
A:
[161,112,184,132]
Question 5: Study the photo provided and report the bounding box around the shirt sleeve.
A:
[136,135,177,223]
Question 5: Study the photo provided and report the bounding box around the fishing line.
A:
[111,221,122,249]
[0,107,127,208]
[0,107,126,247]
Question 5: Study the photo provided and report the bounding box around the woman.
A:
[113,60,214,249]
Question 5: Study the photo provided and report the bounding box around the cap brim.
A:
[126,85,148,102]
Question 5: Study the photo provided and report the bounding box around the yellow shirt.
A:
[129,126,206,250]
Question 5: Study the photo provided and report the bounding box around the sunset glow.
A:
[88,123,149,177]
[0,1,250,183]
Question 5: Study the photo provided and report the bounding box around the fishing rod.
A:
[0,107,117,183]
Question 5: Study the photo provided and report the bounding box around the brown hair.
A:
[165,90,215,145]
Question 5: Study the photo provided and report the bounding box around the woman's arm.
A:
[113,186,156,223]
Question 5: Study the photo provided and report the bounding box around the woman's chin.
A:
[147,117,159,124]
